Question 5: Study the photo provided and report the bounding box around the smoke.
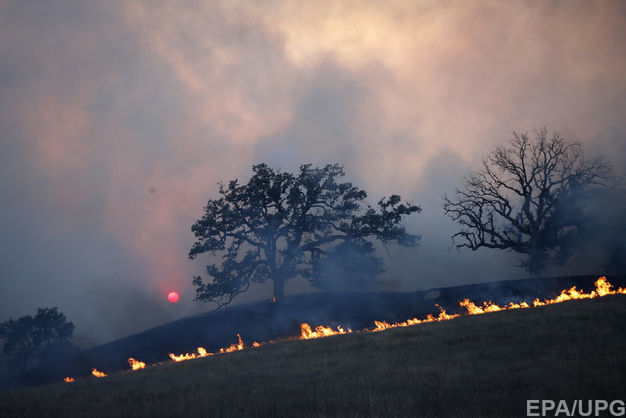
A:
[555,188,626,276]
[1,0,625,347]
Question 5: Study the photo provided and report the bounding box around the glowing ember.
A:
[128,357,146,370]
[91,368,107,378]
[63,377,75,383]
[300,323,352,339]
[252,341,261,347]
[168,292,179,303]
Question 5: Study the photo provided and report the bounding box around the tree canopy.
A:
[0,307,74,374]
[443,128,614,275]
[189,163,420,307]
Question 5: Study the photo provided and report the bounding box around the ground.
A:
[1,295,625,417]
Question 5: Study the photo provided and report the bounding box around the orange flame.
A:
[219,334,244,353]
[168,334,247,362]
[63,377,75,383]
[532,277,626,306]
[459,299,531,315]
[595,276,625,296]
[168,347,212,362]
[299,323,352,339]
[128,357,146,370]
[297,278,623,337]
[371,306,460,331]
[459,277,625,315]
[76,277,625,380]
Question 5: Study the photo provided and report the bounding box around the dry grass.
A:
[1,296,625,417]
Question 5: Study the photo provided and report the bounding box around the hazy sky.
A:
[1,0,625,346]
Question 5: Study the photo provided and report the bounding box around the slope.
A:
[1,294,625,417]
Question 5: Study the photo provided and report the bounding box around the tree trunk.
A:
[527,249,545,278]
[20,351,31,374]
[273,277,285,303]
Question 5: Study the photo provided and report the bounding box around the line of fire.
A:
[63,276,625,383]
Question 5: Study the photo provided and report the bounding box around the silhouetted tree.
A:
[443,128,614,275]
[190,163,421,307]
[0,307,74,374]
[311,240,384,291]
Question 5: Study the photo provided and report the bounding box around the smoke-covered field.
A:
[1,294,624,417]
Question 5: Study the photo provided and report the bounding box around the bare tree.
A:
[443,128,614,275]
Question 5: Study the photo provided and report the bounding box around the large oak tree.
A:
[190,163,420,307]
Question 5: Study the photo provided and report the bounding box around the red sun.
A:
[167,292,179,303]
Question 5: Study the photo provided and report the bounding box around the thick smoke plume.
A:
[0,0,625,347]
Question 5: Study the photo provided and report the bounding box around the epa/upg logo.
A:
[527,400,625,417]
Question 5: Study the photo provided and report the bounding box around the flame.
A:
[532,276,625,306]
[457,277,625,315]
[128,357,146,370]
[459,299,531,315]
[297,278,623,337]
[299,323,352,339]
[168,334,246,362]
[168,347,212,362]
[594,276,625,296]
[219,334,244,353]
[371,306,460,331]
[74,276,625,380]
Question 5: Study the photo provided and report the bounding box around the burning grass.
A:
[55,277,626,383]
[127,358,145,371]
[299,323,352,339]
[90,369,106,378]
[2,293,624,417]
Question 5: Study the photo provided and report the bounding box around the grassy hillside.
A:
[1,295,625,417]
[15,274,622,387]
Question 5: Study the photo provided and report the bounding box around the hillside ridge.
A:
[12,274,626,387]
